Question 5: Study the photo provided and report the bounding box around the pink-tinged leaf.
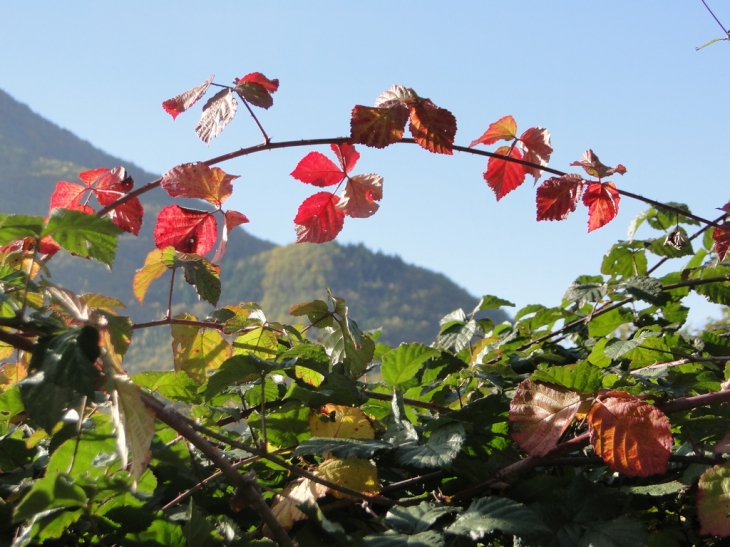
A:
[290,152,345,187]
[224,210,249,231]
[49,182,92,213]
[712,222,730,262]
[536,174,585,222]
[350,104,409,149]
[331,142,359,173]
[337,174,383,219]
[294,192,345,243]
[80,166,129,189]
[571,149,627,179]
[587,392,672,477]
[519,127,553,180]
[161,163,238,206]
[162,75,214,120]
[469,115,518,147]
[374,85,418,108]
[195,88,238,145]
[153,205,218,255]
[583,181,620,232]
[408,99,457,155]
[698,463,730,536]
[234,72,279,109]
[484,146,527,201]
[509,380,582,457]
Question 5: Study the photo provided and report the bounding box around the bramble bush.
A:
[2,71,730,547]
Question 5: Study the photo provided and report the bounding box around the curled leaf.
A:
[162,75,214,120]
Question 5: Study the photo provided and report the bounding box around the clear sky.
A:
[1,2,729,326]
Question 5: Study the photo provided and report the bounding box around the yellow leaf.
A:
[0,362,27,391]
[317,457,381,499]
[309,404,374,439]
[267,478,328,533]
[171,314,231,383]
[232,327,278,359]
[112,375,156,486]
[132,249,168,304]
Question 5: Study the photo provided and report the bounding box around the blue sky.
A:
[1,2,729,326]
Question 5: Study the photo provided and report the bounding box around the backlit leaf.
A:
[233,72,279,109]
[408,99,456,155]
[350,104,409,149]
[509,380,582,456]
[91,167,143,235]
[132,249,168,304]
[484,146,526,201]
[43,209,120,266]
[309,404,375,439]
[161,163,238,206]
[13,473,87,523]
[712,221,730,262]
[112,375,155,485]
[697,462,730,536]
[0,214,45,245]
[587,392,672,477]
[290,152,345,187]
[519,126,553,180]
[469,115,517,147]
[571,149,627,179]
[294,192,345,243]
[583,181,621,232]
[162,75,213,119]
[536,174,584,221]
[317,457,381,499]
[49,182,90,212]
[290,299,333,328]
[195,88,237,144]
[171,315,231,383]
[232,326,278,359]
[331,142,359,172]
[337,173,383,218]
[153,205,217,255]
[161,249,221,305]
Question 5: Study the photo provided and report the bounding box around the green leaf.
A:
[289,299,333,328]
[13,473,87,522]
[171,315,231,384]
[233,327,279,359]
[619,276,664,305]
[244,377,280,407]
[620,481,686,496]
[183,499,214,547]
[474,294,515,312]
[693,266,730,306]
[381,344,440,388]
[43,208,120,266]
[385,502,460,534]
[321,319,374,378]
[247,401,310,447]
[564,277,607,307]
[438,319,477,353]
[161,248,221,306]
[646,202,699,229]
[587,307,633,338]
[604,330,659,360]
[361,530,445,547]
[294,438,393,459]
[531,362,603,394]
[578,516,648,547]
[132,371,201,404]
[0,214,45,245]
[601,242,647,278]
[445,496,550,540]
[125,517,185,546]
[645,233,694,258]
[204,354,286,401]
[396,422,465,469]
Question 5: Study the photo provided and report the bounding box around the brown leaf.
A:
[195,88,238,144]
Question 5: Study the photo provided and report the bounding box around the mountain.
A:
[0,89,508,370]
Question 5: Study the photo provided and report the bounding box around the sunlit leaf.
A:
[195,88,237,144]
[484,146,526,201]
[519,126,553,180]
[290,152,346,187]
[171,315,231,383]
[153,205,217,255]
[712,221,730,262]
[161,163,239,206]
[350,104,409,149]
[536,174,584,221]
[49,182,91,212]
[408,99,456,155]
[698,462,730,536]
[162,75,214,119]
[112,375,155,485]
[571,149,627,179]
[587,392,672,477]
[583,181,621,232]
[43,209,120,266]
[396,422,466,469]
[469,115,517,147]
[309,404,375,439]
[337,173,383,218]
[233,72,279,109]
[445,496,550,540]
[381,343,439,388]
[294,192,345,243]
[132,248,168,304]
[317,457,381,499]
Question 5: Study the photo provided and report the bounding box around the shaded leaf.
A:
[269,478,327,531]
[161,163,238,206]
[350,104,409,149]
[713,221,730,262]
[294,192,345,244]
[385,502,460,535]
[484,146,526,201]
[13,473,87,523]
[153,205,217,255]
[509,379,582,456]
[578,516,647,547]
[536,174,584,221]
[361,531,444,547]
[161,249,221,306]
[162,75,213,119]
[234,72,279,109]
[698,462,730,536]
[294,438,393,459]
[290,299,333,328]
[204,353,284,400]
[445,496,550,540]
[587,392,672,477]
[408,99,456,155]
[396,422,465,469]
[195,88,237,144]
[0,214,45,245]
[337,174,383,218]
[583,181,621,232]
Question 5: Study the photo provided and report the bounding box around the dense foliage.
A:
[2,72,730,547]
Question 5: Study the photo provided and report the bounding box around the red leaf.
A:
[162,75,214,120]
[536,174,584,222]
[90,167,143,235]
[291,152,345,187]
[484,146,527,201]
[587,392,672,477]
[195,88,237,145]
[331,143,359,173]
[519,127,553,180]
[408,99,457,155]
[161,163,238,206]
[49,182,92,213]
[337,174,383,219]
[509,380,582,457]
[571,149,627,179]
[583,181,620,232]
[469,115,517,147]
[224,210,249,231]
[350,104,409,149]
[712,222,730,262]
[153,205,218,255]
[234,72,279,109]
[294,192,345,243]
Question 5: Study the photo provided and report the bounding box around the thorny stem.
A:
[239,95,271,144]
[166,268,175,320]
